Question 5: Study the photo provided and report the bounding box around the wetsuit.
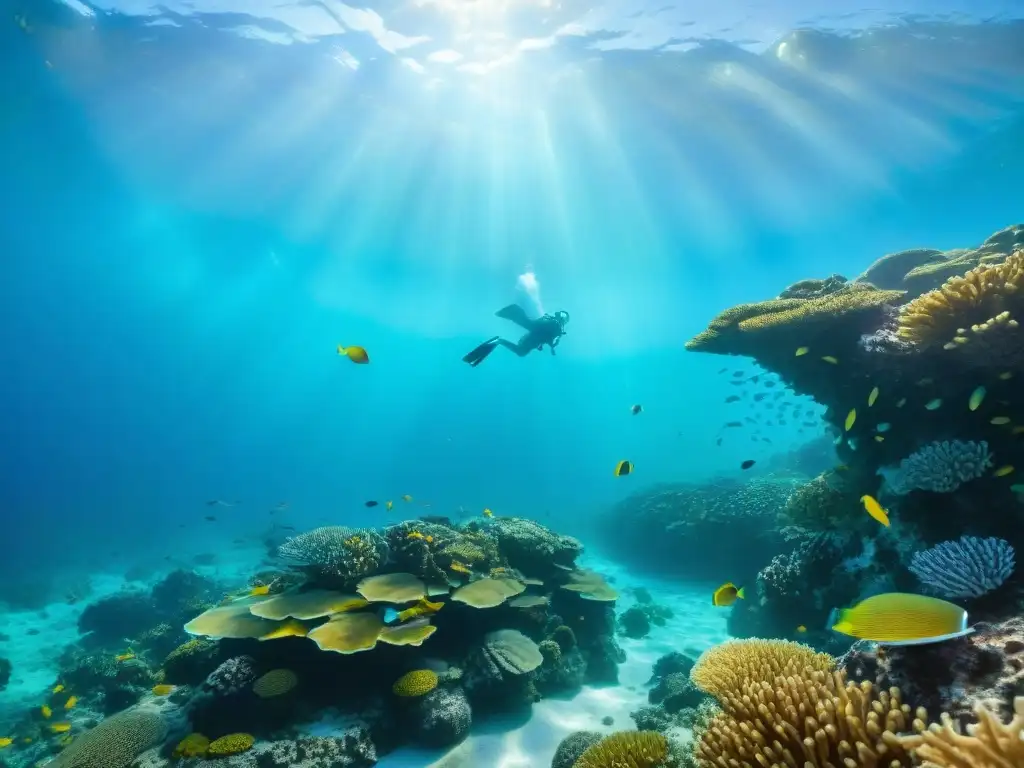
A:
[462,305,569,367]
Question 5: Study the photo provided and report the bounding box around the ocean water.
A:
[2,0,1024,766]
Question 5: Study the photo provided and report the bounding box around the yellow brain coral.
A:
[695,665,924,768]
[392,669,439,697]
[899,695,1024,766]
[897,250,1024,347]
[690,638,835,699]
[252,669,298,698]
[172,733,210,759]
[207,733,255,756]
[573,730,668,768]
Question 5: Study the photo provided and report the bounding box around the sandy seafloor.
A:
[0,550,728,767]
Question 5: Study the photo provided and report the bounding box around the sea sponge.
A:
[172,733,210,759]
[695,666,924,767]
[248,590,368,620]
[451,577,525,608]
[392,669,439,697]
[48,707,167,768]
[690,638,834,699]
[252,669,298,698]
[899,695,1024,766]
[897,250,1024,348]
[356,573,427,603]
[307,612,384,654]
[573,730,669,768]
[207,733,255,756]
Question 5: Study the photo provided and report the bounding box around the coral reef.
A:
[899,696,1024,765]
[879,440,993,495]
[48,706,168,768]
[909,535,1015,598]
[551,731,602,768]
[278,527,389,588]
[573,731,670,768]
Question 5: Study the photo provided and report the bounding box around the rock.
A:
[78,591,162,645]
[618,606,651,639]
[413,687,471,748]
[550,731,601,768]
[185,731,377,768]
[648,672,704,713]
[648,652,694,683]
[0,657,10,692]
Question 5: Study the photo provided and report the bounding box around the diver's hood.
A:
[554,310,570,326]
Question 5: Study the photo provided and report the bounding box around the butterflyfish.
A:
[63,696,77,710]
[821,356,839,364]
[845,409,856,431]
[829,593,972,645]
[614,460,633,477]
[874,435,885,442]
[40,706,52,719]
[925,398,943,410]
[0,738,11,748]
[48,723,71,734]
[969,386,986,411]
[152,684,175,696]
[868,387,879,407]
[860,495,890,527]
[385,597,444,624]
[52,685,64,694]
[795,347,809,356]
[482,508,493,517]
[994,466,1015,478]
[796,625,807,633]
[249,584,271,597]
[711,582,744,607]
[337,345,370,364]
[991,416,1011,425]
[401,495,413,502]
[385,500,393,511]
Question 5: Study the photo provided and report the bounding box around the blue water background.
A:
[1,2,1023,589]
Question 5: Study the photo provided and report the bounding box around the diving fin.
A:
[495,304,535,331]
[463,337,500,367]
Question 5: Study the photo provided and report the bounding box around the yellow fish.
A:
[711,582,744,607]
[0,738,11,748]
[482,508,493,518]
[115,652,135,663]
[868,387,879,407]
[925,398,943,410]
[402,494,413,502]
[40,705,52,719]
[860,495,890,527]
[821,356,839,364]
[336,344,370,364]
[385,500,393,511]
[874,436,885,443]
[896,398,907,408]
[845,408,856,431]
[795,347,809,356]
[52,684,64,694]
[969,386,986,411]
[425,535,433,543]
[259,620,308,640]
[63,696,77,710]
[796,625,807,634]
[394,598,445,623]
[614,460,633,477]
[249,584,271,597]
[406,531,424,540]
[48,723,71,734]
[991,416,1011,425]
[449,561,471,575]
[994,466,1015,478]
[152,684,175,696]
[830,593,972,645]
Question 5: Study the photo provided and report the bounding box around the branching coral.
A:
[573,730,669,768]
[909,536,1015,598]
[690,638,834,700]
[899,696,1024,766]
[278,526,388,586]
[694,664,925,768]
[896,250,1024,350]
[879,440,992,495]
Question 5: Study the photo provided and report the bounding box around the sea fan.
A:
[909,536,1015,598]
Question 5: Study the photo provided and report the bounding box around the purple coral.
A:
[878,440,992,495]
[909,536,1015,598]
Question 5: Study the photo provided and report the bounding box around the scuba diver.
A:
[462,305,570,367]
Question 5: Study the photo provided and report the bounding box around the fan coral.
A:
[482,629,544,677]
[690,638,834,699]
[278,526,388,585]
[573,730,669,768]
[48,707,167,768]
[695,665,924,767]
[879,440,993,495]
[207,733,256,756]
[899,696,1024,766]
[896,250,1024,349]
[393,669,439,697]
[252,668,299,698]
[909,536,1015,599]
